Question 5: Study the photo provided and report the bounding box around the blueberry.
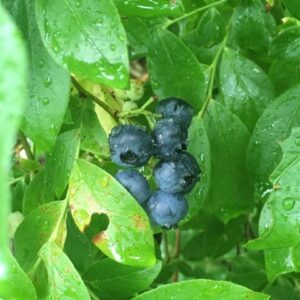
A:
[109,125,153,167]
[154,152,201,194]
[146,190,188,228]
[152,117,187,158]
[115,170,151,205]
[156,97,194,129]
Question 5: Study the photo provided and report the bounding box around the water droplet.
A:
[96,18,103,26]
[110,44,116,51]
[75,0,81,7]
[42,97,50,105]
[39,59,45,67]
[282,197,295,211]
[44,75,52,87]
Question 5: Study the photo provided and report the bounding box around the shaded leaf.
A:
[220,48,275,131]
[148,28,206,111]
[84,258,162,299]
[204,101,253,223]
[132,279,270,300]
[231,0,271,52]
[281,0,300,20]
[68,159,155,267]
[36,0,129,88]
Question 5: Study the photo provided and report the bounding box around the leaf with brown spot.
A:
[68,159,156,267]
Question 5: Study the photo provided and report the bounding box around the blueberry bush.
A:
[1,0,300,299]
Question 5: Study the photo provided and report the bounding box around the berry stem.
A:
[172,229,181,282]
[162,231,170,263]
[163,0,227,29]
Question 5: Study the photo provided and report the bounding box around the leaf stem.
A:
[198,18,231,118]
[71,77,118,122]
[19,131,34,161]
[164,0,227,29]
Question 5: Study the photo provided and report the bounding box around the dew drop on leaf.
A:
[282,197,295,211]
[42,97,50,105]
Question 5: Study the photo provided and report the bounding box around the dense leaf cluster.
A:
[1,0,300,299]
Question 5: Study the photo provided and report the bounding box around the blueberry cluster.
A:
[108,98,201,229]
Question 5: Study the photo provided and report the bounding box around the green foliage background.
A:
[1,0,300,299]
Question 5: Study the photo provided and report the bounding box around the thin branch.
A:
[71,77,118,122]
[164,0,227,29]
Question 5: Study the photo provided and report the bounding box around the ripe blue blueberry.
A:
[156,97,194,129]
[154,152,200,193]
[146,190,188,228]
[152,117,187,158]
[109,125,154,167]
[115,170,151,205]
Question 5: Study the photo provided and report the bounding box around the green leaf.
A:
[220,48,275,131]
[132,279,270,300]
[80,108,109,157]
[39,241,90,300]
[84,258,162,299]
[231,0,271,52]
[195,8,226,48]
[15,201,67,272]
[36,0,129,88]
[68,159,155,267]
[123,17,151,58]
[183,213,245,260]
[0,4,36,299]
[114,0,183,17]
[247,128,300,250]
[0,249,37,300]
[186,117,211,221]
[23,170,55,216]
[45,129,80,198]
[15,0,70,152]
[270,25,300,61]
[148,28,206,111]
[247,84,300,191]
[281,0,300,20]
[203,101,253,223]
[269,59,300,95]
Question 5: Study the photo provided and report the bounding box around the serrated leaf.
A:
[231,0,271,52]
[148,28,206,111]
[132,279,269,300]
[247,128,300,250]
[270,25,300,61]
[114,0,183,17]
[39,241,90,300]
[247,84,300,191]
[204,101,253,223]
[14,0,70,152]
[186,118,211,221]
[45,129,80,198]
[269,59,300,95]
[36,0,129,88]
[15,201,67,272]
[68,159,155,267]
[220,48,275,131]
[84,258,162,299]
